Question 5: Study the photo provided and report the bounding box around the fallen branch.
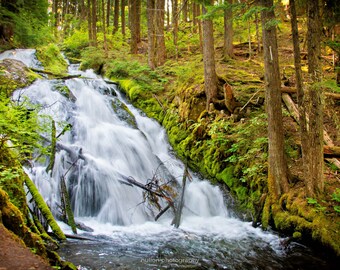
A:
[155,203,172,221]
[64,234,95,241]
[240,89,261,112]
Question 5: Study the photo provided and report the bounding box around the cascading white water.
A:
[0,49,42,69]
[5,50,335,270]
[17,73,229,226]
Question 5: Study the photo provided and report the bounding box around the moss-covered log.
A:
[46,120,56,174]
[24,177,66,241]
[60,176,77,234]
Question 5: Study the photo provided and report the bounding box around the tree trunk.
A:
[307,0,324,194]
[260,0,289,199]
[121,0,126,35]
[155,0,166,66]
[102,0,108,55]
[147,0,156,69]
[289,0,311,195]
[106,0,111,27]
[224,0,234,59]
[182,0,188,22]
[147,0,166,69]
[91,0,97,46]
[130,0,140,53]
[255,11,261,53]
[202,1,218,110]
[172,0,179,59]
[52,0,60,36]
[113,0,119,33]
[88,0,93,45]
[192,2,198,33]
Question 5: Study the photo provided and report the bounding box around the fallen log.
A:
[324,146,340,158]
[25,177,66,241]
[281,86,340,100]
[60,175,77,234]
[40,134,86,162]
[46,120,56,174]
[30,68,81,80]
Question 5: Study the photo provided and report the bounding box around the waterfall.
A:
[17,72,229,226]
[4,49,334,270]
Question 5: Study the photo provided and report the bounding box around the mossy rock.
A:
[110,98,137,128]
[0,59,40,96]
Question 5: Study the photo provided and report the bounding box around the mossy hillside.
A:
[36,44,68,75]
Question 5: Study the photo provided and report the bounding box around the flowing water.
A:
[1,50,338,269]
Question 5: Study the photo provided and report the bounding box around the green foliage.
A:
[0,0,52,47]
[0,93,48,164]
[0,166,20,185]
[62,28,89,59]
[307,197,327,212]
[332,189,340,213]
[106,59,166,94]
[227,113,268,184]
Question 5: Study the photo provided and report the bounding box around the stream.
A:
[1,49,338,269]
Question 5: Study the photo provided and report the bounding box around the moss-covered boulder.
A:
[0,59,40,96]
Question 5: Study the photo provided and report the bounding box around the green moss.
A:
[24,177,66,241]
[36,44,68,75]
[216,166,235,187]
[293,231,302,239]
[0,188,48,258]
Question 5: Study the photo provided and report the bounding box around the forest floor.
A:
[0,224,53,270]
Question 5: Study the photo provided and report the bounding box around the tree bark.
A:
[121,0,126,35]
[91,0,98,46]
[102,0,108,55]
[289,0,311,195]
[307,0,324,194]
[172,0,179,59]
[260,0,289,199]
[130,0,140,53]
[224,0,234,59]
[202,1,218,110]
[147,0,156,69]
[155,0,166,66]
[113,0,120,33]
[147,0,166,68]
[106,0,111,27]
